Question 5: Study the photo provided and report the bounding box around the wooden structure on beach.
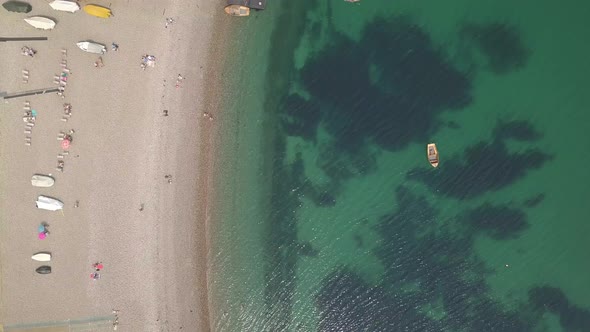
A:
[226,0,266,10]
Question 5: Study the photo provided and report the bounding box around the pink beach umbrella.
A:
[61,139,70,150]
[38,232,47,240]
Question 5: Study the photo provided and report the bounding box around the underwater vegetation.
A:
[493,120,543,142]
[300,17,472,151]
[280,94,322,142]
[529,286,590,331]
[460,22,531,75]
[267,9,560,332]
[523,193,545,208]
[408,120,551,199]
[316,268,444,332]
[315,187,535,331]
[279,15,472,182]
[460,202,529,240]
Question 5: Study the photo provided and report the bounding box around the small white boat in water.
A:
[36,195,64,211]
[32,252,52,262]
[49,0,80,13]
[24,16,56,30]
[31,174,55,188]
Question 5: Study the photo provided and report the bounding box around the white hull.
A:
[36,195,64,211]
[32,252,51,262]
[31,174,55,187]
[24,17,56,30]
[49,0,79,13]
[76,41,106,54]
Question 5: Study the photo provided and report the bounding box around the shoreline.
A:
[0,0,231,330]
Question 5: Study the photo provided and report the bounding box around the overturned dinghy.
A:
[83,4,111,18]
[36,195,63,211]
[49,0,79,13]
[32,252,52,262]
[36,265,51,274]
[31,174,55,187]
[76,41,106,54]
[24,16,56,30]
[2,1,32,13]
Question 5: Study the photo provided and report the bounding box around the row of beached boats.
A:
[31,174,60,274]
[3,1,112,30]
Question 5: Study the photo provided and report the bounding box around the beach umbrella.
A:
[49,0,79,13]
[37,224,46,233]
[2,1,32,13]
[61,139,70,149]
[38,232,46,240]
[24,16,56,30]
[83,4,111,18]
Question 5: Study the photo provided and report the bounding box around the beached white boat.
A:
[24,16,56,30]
[427,143,439,168]
[32,252,51,262]
[36,195,64,211]
[49,0,79,13]
[31,174,55,188]
[76,41,106,54]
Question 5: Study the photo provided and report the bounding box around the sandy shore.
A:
[0,0,227,330]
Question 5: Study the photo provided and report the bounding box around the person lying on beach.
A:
[94,57,104,68]
[21,46,36,57]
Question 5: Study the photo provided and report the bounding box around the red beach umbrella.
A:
[38,232,46,240]
[61,139,70,150]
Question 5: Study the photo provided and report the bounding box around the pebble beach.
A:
[0,0,228,330]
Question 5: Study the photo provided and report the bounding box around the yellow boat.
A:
[224,5,249,17]
[83,4,112,18]
[427,143,439,168]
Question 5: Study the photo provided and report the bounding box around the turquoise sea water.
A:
[211,1,590,331]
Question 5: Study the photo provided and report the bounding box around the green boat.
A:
[2,0,32,13]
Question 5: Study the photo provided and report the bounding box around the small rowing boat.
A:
[24,16,56,30]
[49,0,80,13]
[32,252,51,262]
[31,174,55,187]
[36,195,64,211]
[427,143,439,168]
[83,4,111,18]
[224,5,249,16]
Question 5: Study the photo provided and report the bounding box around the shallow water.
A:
[211,1,590,331]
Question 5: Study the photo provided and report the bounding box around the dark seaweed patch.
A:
[314,187,535,331]
[296,241,319,257]
[316,268,443,332]
[494,120,542,142]
[447,120,461,129]
[461,203,529,240]
[460,22,530,75]
[280,94,322,141]
[296,16,472,165]
[523,193,545,208]
[408,139,551,199]
[529,286,590,331]
[316,142,378,181]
